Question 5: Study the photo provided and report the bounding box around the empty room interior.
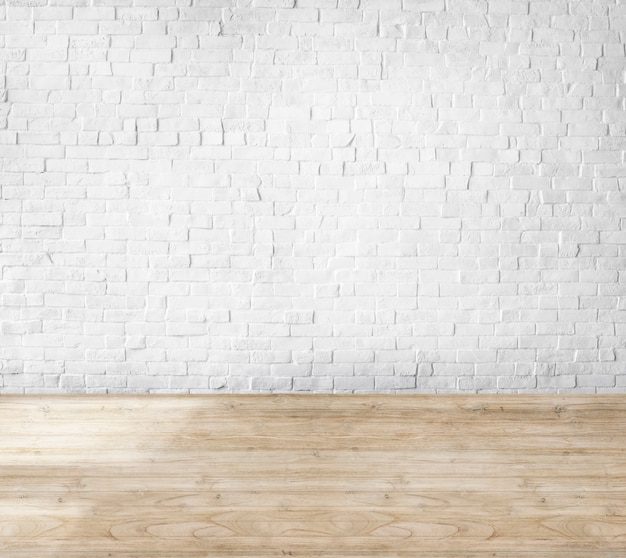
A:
[0,0,625,555]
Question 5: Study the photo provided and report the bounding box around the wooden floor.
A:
[1,395,625,557]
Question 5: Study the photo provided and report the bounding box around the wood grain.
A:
[1,395,625,557]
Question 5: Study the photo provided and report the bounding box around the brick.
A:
[333,376,374,392]
[0,0,623,395]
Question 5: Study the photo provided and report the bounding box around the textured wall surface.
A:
[1,0,625,393]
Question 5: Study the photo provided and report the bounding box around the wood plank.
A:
[3,455,626,480]
[0,393,624,413]
[0,395,625,556]
[1,434,624,453]
[4,476,625,494]
[1,395,625,424]
[5,423,624,441]
[0,555,614,558]
[3,490,626,510]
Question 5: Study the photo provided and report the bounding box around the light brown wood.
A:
[1,395,625,557]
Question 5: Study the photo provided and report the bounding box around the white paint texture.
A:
[1,0,625,393]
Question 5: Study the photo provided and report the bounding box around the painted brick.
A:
[0,0,623,394]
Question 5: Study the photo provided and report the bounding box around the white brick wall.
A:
[1,0,625,394]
